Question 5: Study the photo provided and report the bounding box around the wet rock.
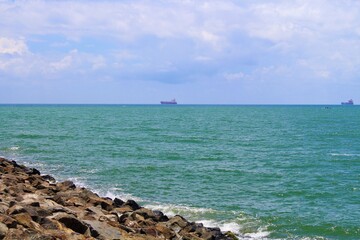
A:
[42,174,56,183]
[113,197,124,207]
[225,231,239,240]
[24,167,41,175]
[123,199,141,211]
[153,210,169,222]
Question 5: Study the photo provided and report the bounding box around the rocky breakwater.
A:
[0,157,238,240]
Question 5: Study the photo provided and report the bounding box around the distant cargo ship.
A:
[160,99,177,104]
[341,99,354,105]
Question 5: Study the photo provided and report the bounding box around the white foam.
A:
[330,153,360,157]
[244,229,271,239]
[143,202,272,240]
[220,222,242,234]
[143,203,217,218]
[9,146,20,150]
[103,190,143,202]
[197,219,241,234]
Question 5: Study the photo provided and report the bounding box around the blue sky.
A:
[0,0,359,104]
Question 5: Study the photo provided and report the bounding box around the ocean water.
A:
[0,105,359,239]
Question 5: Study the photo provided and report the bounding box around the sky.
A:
[0,0,360,104]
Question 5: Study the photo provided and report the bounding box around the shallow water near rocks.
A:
[1,104,360,239]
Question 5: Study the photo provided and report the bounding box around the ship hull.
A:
[341,99,354,105]
[160,101,177,104]
[160,99,177,104]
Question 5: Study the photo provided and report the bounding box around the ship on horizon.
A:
[160,99,177,104]
[341,99,354,105]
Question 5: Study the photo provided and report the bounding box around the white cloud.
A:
[49,49,82,72]
[1,0,360,103]
[89,55,106,70]
[197,31,222,50]
[50,55,73,71]
[223,72,245,82]
[0,37,28,55]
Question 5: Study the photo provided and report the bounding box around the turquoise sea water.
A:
[1,105,359,239]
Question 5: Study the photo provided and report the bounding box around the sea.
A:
[0,104,359,239]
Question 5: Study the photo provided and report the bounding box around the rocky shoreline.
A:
[0,157,237,240]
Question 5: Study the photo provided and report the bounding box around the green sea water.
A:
[1,105,359,239]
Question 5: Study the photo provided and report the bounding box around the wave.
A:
[330,153,360,157]
[9,146,20,151]
[143,202,271,239]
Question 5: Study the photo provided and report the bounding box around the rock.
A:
[30,202,40,207]
[168,215,189,228]
[84,220,122,239]
[123,199,141,211]
[99,214,118,222]
[21,193,41,204]
[130,212,145,222]
[113,197,124,207]
[0,222,8,240]
[65,196,87,207]
[0,214,17,228]
[155,223,176,239]
[6,205,27,215]
[51,213,90,235]
[100,200,113,211]
[153,210,169,222]
[134,208,158,220]
[40,217,63,230]
[0,203,9,214]
[140,226,158,237]
[42,174,56,183]
[87,196,113,212]
[225,231,239,240]
[3,228,27,240]
[113,205,133,213]
[12,212,42,232]
[22,205,41,222]
[56,181,76,192]
[24,167,41,175]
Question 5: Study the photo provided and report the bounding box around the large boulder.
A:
[84,220,123,240]
[50,213,90,235]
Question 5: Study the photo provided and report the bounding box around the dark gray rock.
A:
[123,199,140,211]
[113,198,124,207]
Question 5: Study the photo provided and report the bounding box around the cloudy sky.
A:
[0,0,359,104]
